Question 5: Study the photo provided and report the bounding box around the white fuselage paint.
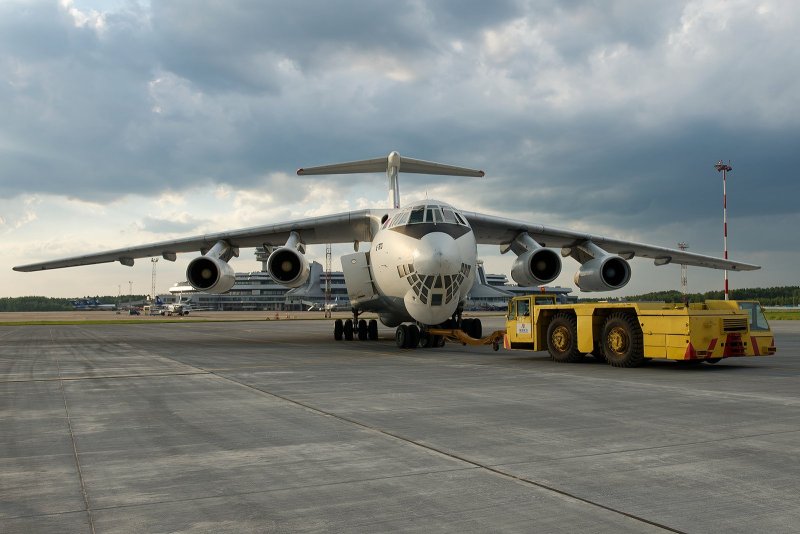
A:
[368,200,477,326]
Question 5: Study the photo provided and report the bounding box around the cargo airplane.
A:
[14,152,759,348]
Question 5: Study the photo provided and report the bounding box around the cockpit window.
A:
[408,207,425,224]
[390,205,469,227]
[425,208,444,223]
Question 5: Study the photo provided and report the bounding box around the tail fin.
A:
[297,151,483,209]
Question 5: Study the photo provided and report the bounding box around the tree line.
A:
[583,286,800,306]
[0,295,149,312]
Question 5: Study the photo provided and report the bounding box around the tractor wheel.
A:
[546,313,584,363]
[601,312,645,367]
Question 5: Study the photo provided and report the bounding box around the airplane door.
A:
[341,252,379,307]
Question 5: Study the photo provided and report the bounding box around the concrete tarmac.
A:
[1,317,798,533]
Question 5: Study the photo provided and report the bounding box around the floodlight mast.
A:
[714,160,733,300]
[678,242,688,297]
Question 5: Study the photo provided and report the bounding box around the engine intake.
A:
[267,247,310,288]
[505,231,562,287]
[573,255,631,292]
[511,248,562,286]
[186,256,236,294]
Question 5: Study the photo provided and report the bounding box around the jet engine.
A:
[186,255,236,294]
[511,248,562,286]
[266,231,310,288]
[573,254,631,292]
[186,240,238,294]
[505,232,562,286]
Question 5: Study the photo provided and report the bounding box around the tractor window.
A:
[738,302,770,331]
[507,304,516,320]
[517,299,530,317]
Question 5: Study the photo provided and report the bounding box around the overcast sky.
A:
[2,0,798,299]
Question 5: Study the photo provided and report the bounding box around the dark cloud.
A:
[0,0,797,257]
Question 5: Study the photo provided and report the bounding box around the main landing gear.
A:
[333,309,378,341]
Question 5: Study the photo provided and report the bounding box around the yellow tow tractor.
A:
[502,294,776,367]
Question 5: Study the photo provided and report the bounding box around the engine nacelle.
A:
[573,255,631,292]
[511,248,562,286]
[186,256,236,294]
[267,247,310,288]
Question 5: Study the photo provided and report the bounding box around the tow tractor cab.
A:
[505,294,776,367]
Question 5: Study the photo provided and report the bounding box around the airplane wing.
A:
[463,211,760,271]
[13,210,380,272]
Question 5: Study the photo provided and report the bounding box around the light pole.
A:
[151,258,159,303]
[714,160,732,300]
[678,242,688,297]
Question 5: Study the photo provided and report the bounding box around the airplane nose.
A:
[413,232,460,274]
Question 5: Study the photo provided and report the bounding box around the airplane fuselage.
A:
[366,200,477,326]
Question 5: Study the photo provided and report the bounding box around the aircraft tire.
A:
[434,335,445,347]
[395,325,409,348]
[334,319,344,340]
[420,331,432,348]
[407,324,420,349]
[601,312,645,367]
[547,313,584,363]
[357,319,368,341]
[368,319,378,340]
[344,319,354,341]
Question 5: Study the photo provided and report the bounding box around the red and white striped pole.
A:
[715,161,732,300]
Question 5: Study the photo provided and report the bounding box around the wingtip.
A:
[478,170,485,177]
[296,168,305,176]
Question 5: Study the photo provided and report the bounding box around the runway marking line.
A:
[50,329,96,534]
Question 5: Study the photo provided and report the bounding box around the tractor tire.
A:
[546,313,584,363]
[601,312,645,368]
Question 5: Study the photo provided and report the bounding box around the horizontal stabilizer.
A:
[298,151,483,209]
[297,157,386,176]
[399,157,484,177]
[297,152,484,177]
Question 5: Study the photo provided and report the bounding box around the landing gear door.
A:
[341,252,378,308]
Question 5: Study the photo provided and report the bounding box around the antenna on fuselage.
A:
[297,151,485,209]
